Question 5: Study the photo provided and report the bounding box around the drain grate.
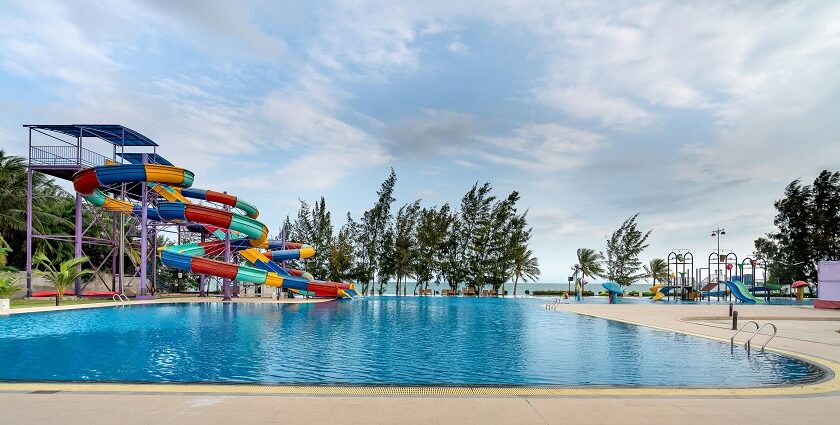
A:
[29,390,61,394]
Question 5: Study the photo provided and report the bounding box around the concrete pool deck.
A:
[2,300,840,424]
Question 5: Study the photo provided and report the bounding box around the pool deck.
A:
[2,300,840,424]
[3,295,331,315]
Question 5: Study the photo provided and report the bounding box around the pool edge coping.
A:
[0,302,838,397]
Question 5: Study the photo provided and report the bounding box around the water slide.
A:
[602,281,622,304]
[73,163,356,298]
[650,285,665,301]
[723,279,765,304]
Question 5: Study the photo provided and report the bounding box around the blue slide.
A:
[724,279,765,304]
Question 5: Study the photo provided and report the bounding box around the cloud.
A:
[447,41,468,54]
[383,110,476,160]
[257,86,388,189]
[478,123,606,171]
[535,86,657,131]
[142,0,286,57]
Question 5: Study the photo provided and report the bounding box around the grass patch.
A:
[11,298,114,309]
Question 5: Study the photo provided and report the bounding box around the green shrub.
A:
[628,291,639,296]
[524,290,530,295]
[642,291,654,297]
[531,290,567,296]
[0,272,22,298]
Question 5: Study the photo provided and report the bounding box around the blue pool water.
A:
[0,298,824,387]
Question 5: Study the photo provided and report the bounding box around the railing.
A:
[745,323,777,355]
[30,145,108,168]
[731,320,759,354]
[112,293,130,306]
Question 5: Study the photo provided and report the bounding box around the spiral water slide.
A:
[72,163,357,298]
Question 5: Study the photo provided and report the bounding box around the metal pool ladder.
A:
[731,321,758,354]
[112,293,130,306]
[731,321,777,355]
[745,323,777,355]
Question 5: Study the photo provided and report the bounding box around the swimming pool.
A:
[0,298,825,387]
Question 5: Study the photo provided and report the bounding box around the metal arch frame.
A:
[666,250,693,301]
[708,251,722,302]
[741,256,769,299]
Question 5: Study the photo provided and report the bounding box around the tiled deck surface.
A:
[2,300,839,424]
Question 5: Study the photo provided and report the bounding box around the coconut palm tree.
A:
[33,253,92,306]
[573,248,605,287]
[511,246,540,296]
[644,258,669,285]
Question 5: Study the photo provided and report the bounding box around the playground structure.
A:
[23,124,355,300]
[601,281,621,304]
[645,247,810,304]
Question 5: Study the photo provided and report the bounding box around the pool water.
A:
[0,298,824,387]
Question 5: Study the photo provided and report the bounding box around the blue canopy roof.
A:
[117,152,173,166]
[24,124,158,146]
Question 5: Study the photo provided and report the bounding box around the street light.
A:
[711,228,726,279]
[711,228,726,254]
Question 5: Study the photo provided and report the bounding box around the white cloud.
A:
[535,86,657,131]
[479,123,606,171]
[257,87,388,189]
[447,41,468,54]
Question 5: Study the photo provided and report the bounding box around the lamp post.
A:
[711,228,726,274]
[711,228,726,301]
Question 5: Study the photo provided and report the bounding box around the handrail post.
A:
[731,311,738,330]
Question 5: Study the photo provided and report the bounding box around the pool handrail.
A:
[730,320,759,354]
[744,322,777,355]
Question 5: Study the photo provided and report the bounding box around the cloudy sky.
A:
[1,1,839,282]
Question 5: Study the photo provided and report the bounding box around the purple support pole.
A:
[279,228,286,299]
[222,219,231,301]
[199,231,206,297]
[25,166,33,297]
[74,192,83,296]
[111,213,117,291]
[137,153,153,300]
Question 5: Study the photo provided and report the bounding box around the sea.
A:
[367,282,654,295]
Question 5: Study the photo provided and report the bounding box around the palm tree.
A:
[573,248,605,288]
[511,246,540,296]
[0,271,23,299]
[0,151,71,235]
[644,258,669,285]
[33,253,92,306]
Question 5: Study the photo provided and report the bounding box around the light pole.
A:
[711,228,726,301]
[711,228,726,255]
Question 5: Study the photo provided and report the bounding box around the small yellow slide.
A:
[650,285,665,301]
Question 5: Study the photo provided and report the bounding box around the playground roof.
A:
[117,152,173,166]
[24,124,158,147]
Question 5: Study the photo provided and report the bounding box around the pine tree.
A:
[604,214,652,286]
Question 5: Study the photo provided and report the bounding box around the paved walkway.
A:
[2,301,839,424]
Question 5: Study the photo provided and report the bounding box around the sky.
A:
[1,1,839,282]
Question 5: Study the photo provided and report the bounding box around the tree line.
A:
[755,170,840,283]
[280,169,541,295]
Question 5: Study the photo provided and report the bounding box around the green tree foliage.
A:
[290,197,333,279]
[644,258,668,285]
[511,246,540,296]
[0,271,23,298]
[573,248,604,289]
[0,150,76,267]
[394,201,420,295]
[33,253,92,305]
[328,217,357,283]
[754,170,840,282]
[603,214,652,286]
